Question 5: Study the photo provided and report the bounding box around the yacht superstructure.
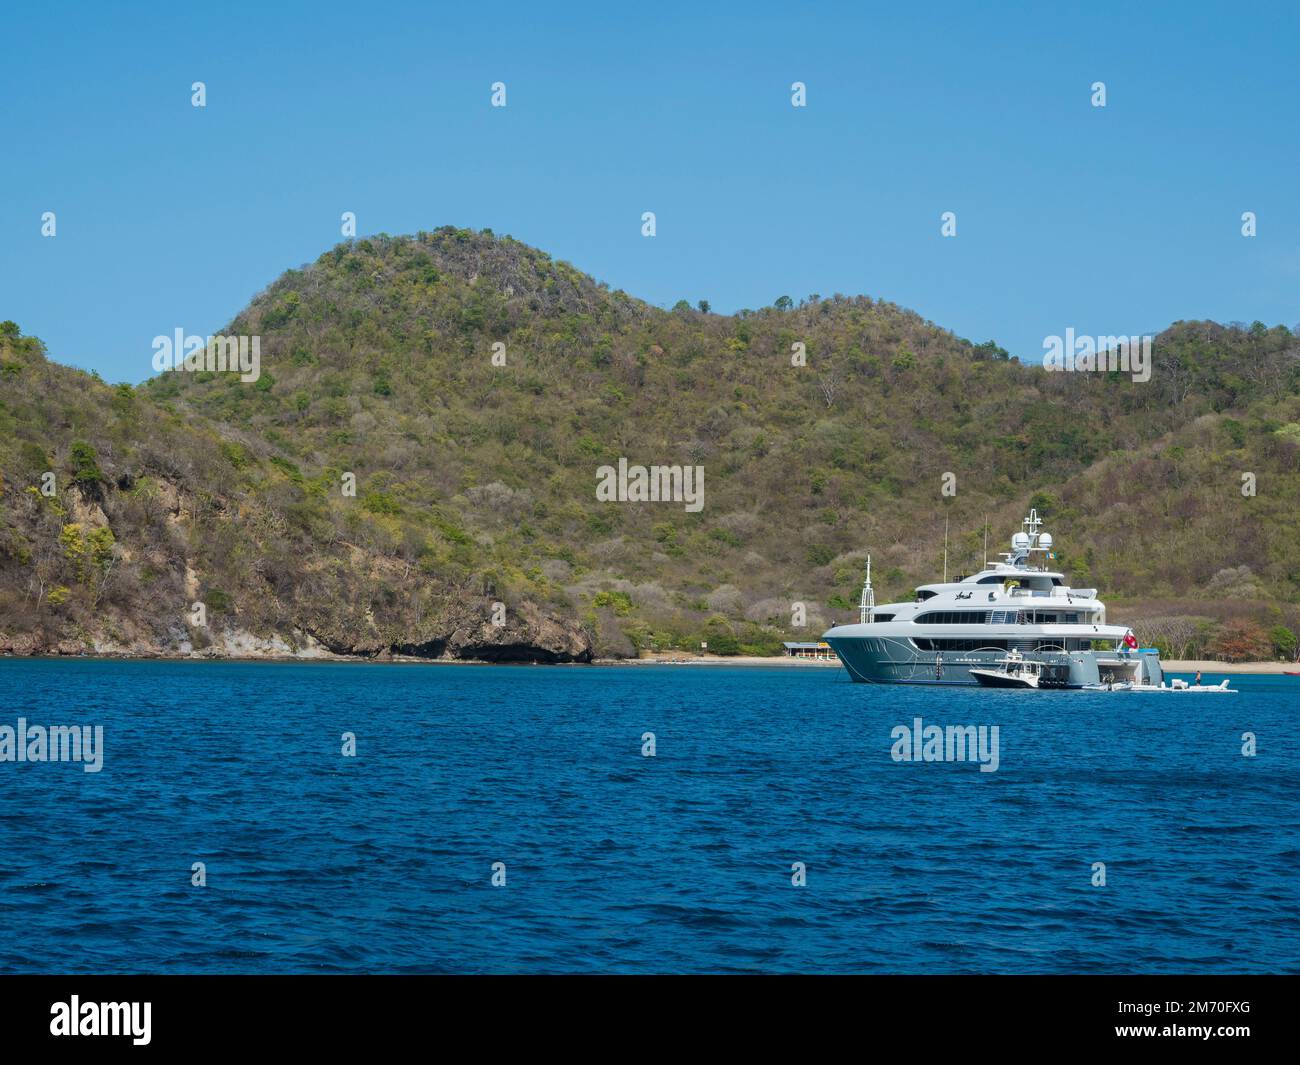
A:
[821,510,1164,687]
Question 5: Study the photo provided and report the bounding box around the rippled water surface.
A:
[1,659,1296,973]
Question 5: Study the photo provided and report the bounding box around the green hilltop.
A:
[2,227,1299,661]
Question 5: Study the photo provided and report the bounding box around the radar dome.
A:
[1039,533,1053,550]
[1011,532,1030,550]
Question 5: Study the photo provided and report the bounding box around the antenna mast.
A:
[943,513,949,583]
[982,517,988,569]
[859,555,875,624]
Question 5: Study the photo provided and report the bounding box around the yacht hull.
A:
[822,632,1164,688]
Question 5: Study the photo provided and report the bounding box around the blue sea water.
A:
[0,658,1296,974]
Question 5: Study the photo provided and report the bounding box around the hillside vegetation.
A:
[2,228,1298,661]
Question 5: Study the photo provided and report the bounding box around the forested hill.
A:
[2,227,1298,661]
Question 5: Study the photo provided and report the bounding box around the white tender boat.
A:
[969,649,1048,689]
[1127,678,1234,693]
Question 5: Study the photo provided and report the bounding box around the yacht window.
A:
[873,613,895,622]
[1030,611,1082,624]
[913,638,1012,652]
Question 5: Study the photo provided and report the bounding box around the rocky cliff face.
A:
[0,606,594,663]
[0,599,593,663]
[0,407,595,663]
[308,598,593,663]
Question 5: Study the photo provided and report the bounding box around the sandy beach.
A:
[1160,660,1298,675]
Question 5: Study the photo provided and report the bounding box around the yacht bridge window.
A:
[915,609,1084,625]
[915,611,991,624]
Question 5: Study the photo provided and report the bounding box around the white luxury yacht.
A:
[821,509,1164,687]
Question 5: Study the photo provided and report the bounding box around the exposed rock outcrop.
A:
[315,597,593,663]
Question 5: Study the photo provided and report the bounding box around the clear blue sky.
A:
[2,0,1297,383]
